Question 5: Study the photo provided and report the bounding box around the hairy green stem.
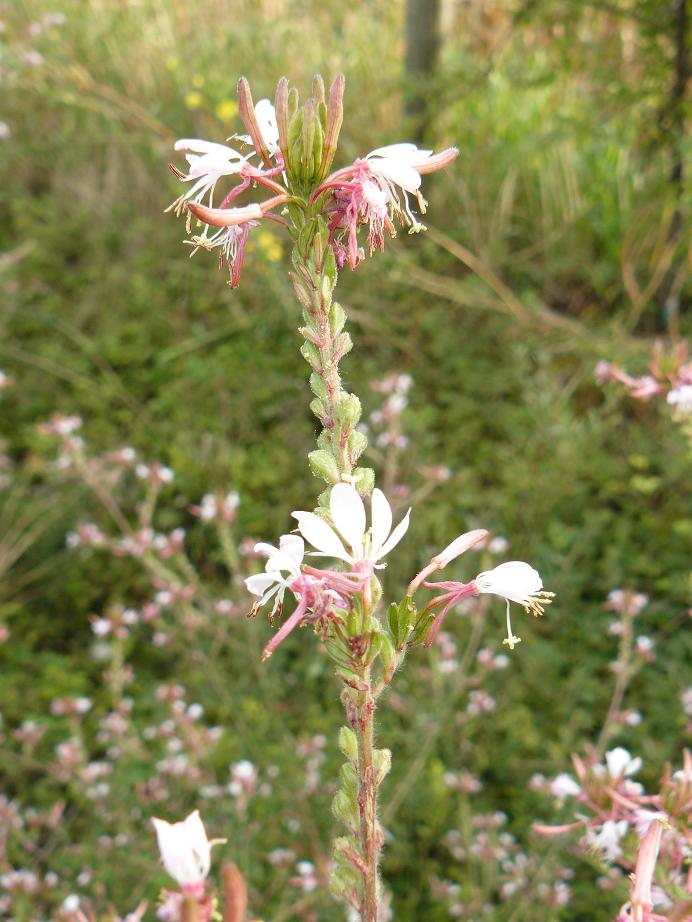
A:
[291,225,373,501]
[356,681,379,922]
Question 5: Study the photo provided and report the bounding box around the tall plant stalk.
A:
[167,73,552,920]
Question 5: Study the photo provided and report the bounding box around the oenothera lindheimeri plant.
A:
[166,74,554,921]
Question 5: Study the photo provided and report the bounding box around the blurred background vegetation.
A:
[0,0,689,919]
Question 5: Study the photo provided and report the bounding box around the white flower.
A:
[292,483,410,567]
[366,143,434,194]
[151,810,212,886]
[488,536,509,554]
[549,774,581,800]
[667,384,692,414]
[231,759,257,781]
[245,534,304,616]
[364,143,435,229]
[167,139,247,215]
[635,635,655,655]
[605,747,642,779]
[61,894,80,913]
[633,810,667,839]
[588,819,629,862]
[476,561,543,605]
[474,561,553,649]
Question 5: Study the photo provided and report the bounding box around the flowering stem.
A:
[291,225,381,918]
[596,607,636,754]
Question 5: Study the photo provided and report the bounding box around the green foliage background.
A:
[0,1,689,919]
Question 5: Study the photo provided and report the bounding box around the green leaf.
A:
[338,726,358,764]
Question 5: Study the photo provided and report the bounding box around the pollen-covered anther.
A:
[525,591,556,618]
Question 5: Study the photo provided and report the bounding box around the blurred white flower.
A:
[605,747,642,779]
[151,810,212,886]
[488,536,509,554]
[61,894,80,913]
[587,819,628,861]
[549,774,581,800]
[667,384,692,414]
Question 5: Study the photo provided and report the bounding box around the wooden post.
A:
[404,0,441,141]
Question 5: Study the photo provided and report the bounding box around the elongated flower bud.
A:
[415,147,459,174]
[275,76,290,164]
[433,528,488,567]
[312,73,326,105]
[222,862,248,922]
[188,202,263,228]
[237,77,272,167]
[188,194,288,229]
[320,73,345,180]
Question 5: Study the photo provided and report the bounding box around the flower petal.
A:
[151,812,209,885]
[377,506,411,559]
[278,534,305,565]
[254,98,280,152]
[370,488,392,556]
[292,511,351,562]
[245,573,278,597]
[254,542,300,574]
[330,483,366,553]
[475,561,542,605]
[370,158,423,193]
[183,811,211,878]
[175,138,243,158]
[187,151,244,178]
[368,143,423,159]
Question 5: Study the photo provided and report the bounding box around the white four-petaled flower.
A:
[167,139,247,215]
[549,773,581,800]
[364,143,434,229]
[245,534,305,616]
[292,483,410,568]
[151,810,212,886]
[605,747,642,780]
[474,561,551,650]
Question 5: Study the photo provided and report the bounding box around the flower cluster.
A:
[534,748,692,921]
[166,75,457,286]
[248,482,552,657]
[596,343,692,420]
